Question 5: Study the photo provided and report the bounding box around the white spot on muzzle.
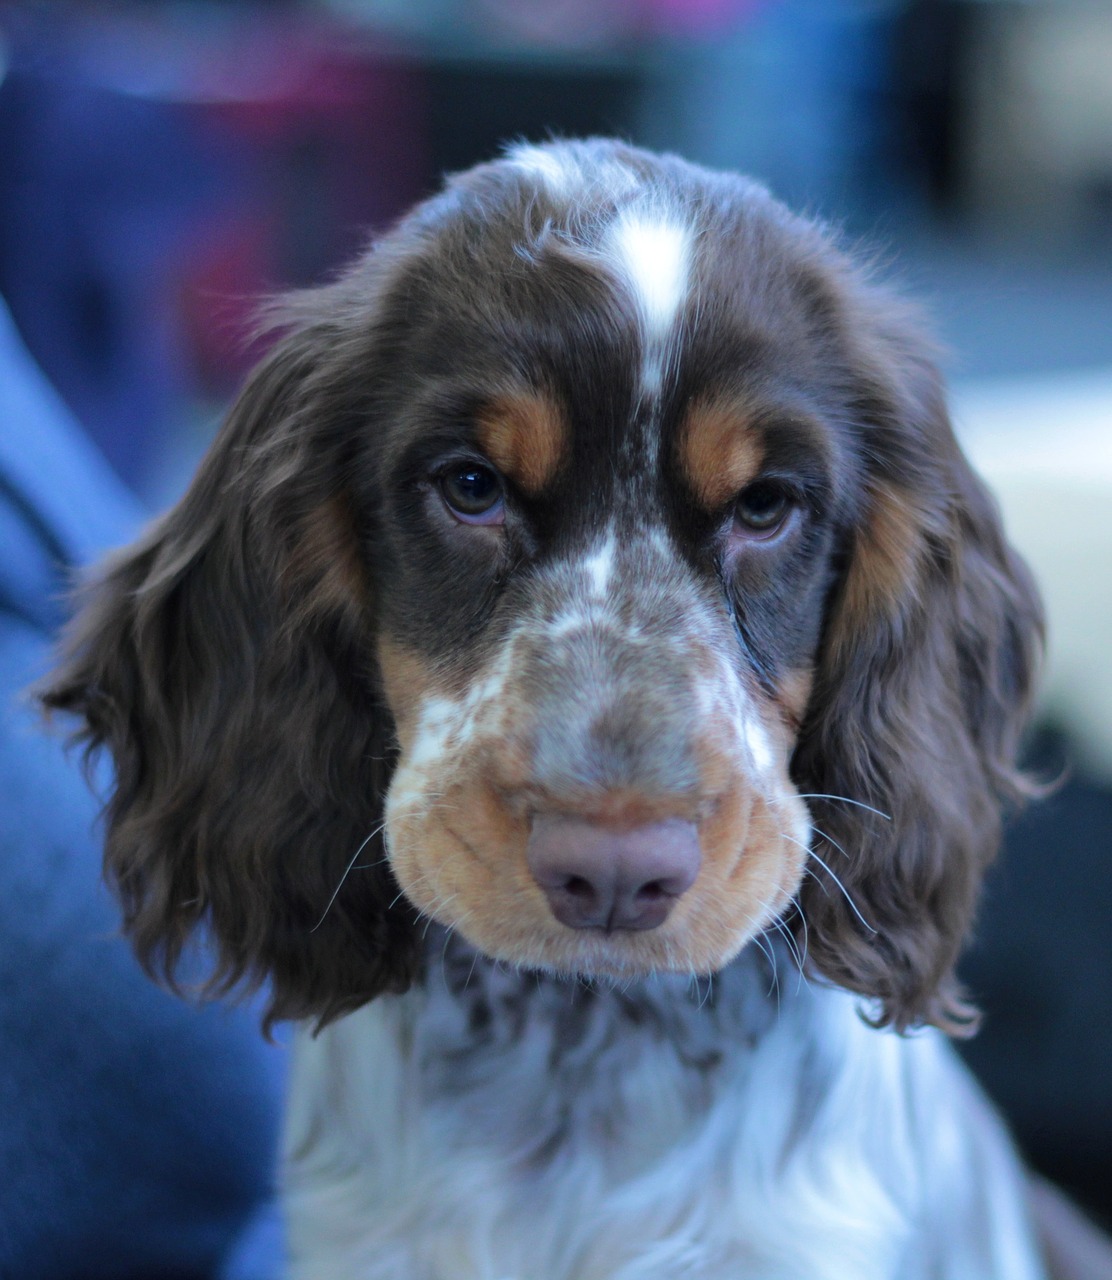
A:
[743,713,775,776]
[694,653,779,779]
[388,643,519,822]
[407,697,461,769]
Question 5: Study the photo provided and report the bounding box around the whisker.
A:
[782,830,877,935]
[796,793,892,822]
[439,927,457,985]
[810,825,851,861]
[807,847,877,935]
[770,914,804,979]
[759,899,805,997]
[794,901,810,972]
[690,968,713,1011]
[700,973,714,1010]
[419,892,459,939]
[750,927,780,1003]
[387,864,440,914]
[752,931,774,970]
[310,821,386,932]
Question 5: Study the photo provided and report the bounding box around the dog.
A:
[46,138,1083,1278]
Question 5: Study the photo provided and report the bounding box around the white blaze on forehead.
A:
[605,209,692,400]
[608,211,692,342]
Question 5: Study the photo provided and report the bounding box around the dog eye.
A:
[734,481,792,536]
[439,464,505,524]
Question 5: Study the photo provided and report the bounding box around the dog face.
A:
[44,140,1042,1031]
[370,151,842,982]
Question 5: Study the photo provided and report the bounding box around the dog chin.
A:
[441,917,756,985]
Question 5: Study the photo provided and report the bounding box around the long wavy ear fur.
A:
[41,296,420,1029]
[793,292,1044,1034]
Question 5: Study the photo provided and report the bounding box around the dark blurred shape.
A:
[0,23,218,491]
[0,7,426,493]
[889,0,1112,238]
[427,59,639,180]
[889,0,974,215]
[962,730,1112,1229]
[639,0,902,227]
[0,296,285,1279]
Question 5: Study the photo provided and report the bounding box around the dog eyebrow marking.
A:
[475,393,568,495]
[607,210,692,396]
[679,399,764,512]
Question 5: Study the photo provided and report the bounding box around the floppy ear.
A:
[41,301,420,1029]
[792,306,1044,1033]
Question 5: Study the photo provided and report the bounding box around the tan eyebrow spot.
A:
[679,400,764,511]
[475,393,568,495]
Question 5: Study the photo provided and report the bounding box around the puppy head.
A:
[43,140,1042,1031]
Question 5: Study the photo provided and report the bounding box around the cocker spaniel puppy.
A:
[47,139,1064,1279]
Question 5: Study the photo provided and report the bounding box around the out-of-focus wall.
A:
[964,3,1112,234]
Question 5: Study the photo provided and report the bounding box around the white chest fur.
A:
[282,946,1044,1280]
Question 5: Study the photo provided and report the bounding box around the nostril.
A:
[636,879,668,903]
[564,876,596,900]
[527,814,701,933]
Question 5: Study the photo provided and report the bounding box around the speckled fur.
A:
[284,937,1045,1279]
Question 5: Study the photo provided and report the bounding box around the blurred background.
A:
[0,0,1109,1255]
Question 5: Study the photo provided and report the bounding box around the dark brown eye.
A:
[734,481,791,536]
[439,464,505,524]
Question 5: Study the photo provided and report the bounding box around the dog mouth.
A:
[386,774,812,982]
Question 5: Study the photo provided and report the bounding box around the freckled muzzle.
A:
[380,543,812,978]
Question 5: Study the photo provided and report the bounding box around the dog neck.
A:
[283,936,1044,1280]
[408,929,783,1172]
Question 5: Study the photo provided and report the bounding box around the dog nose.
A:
[527,815,701,932]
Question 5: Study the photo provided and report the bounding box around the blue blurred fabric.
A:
[0,298,285,1279]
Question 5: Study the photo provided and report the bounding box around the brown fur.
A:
[678,400,764,512]
[790,304,1044,1033]
[475,393,569,496]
